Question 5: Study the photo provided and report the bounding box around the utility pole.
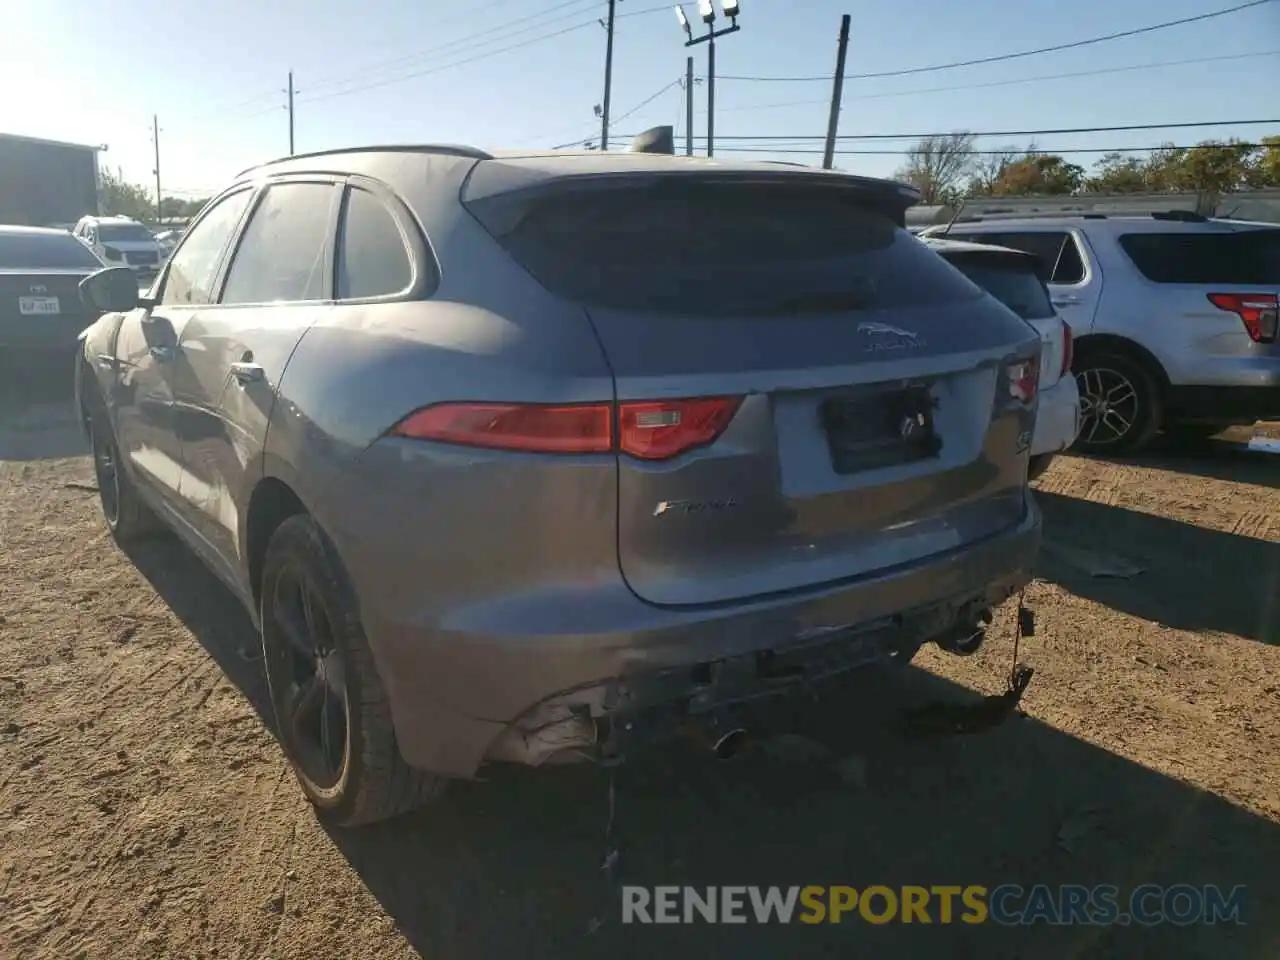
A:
[287,71,296,155]
[822,14,851,170]
[676,2,740,159]
[600,0,617,151]
[685,56,694,156]
[152,115,162,223]
[706,27,716,158]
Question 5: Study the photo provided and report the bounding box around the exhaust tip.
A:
[712,728,749,760]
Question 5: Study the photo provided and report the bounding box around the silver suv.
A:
[923,214,1280,451]
[75,144,1042,825]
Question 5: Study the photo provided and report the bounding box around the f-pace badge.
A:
[653,497,740,517]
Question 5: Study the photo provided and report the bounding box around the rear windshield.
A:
[0,232,103,269]
[467,180,981,315]
[942,254,1055,320]
[1118,229,1280,285]
[98,223,155,243]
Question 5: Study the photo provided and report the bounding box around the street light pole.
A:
[675,1,741,159]
[600,0,617,150]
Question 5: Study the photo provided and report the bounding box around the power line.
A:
[719,0,1277,82]
[712,49,1280,115]
[297,4,673,106]
[301,0,598,96]
[713,143,1277,156]
[547,76,683,147]
[680,118,1280,143]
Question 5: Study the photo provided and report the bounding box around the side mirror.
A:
[79,266,140,314]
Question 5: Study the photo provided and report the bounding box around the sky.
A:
[1,0,1278,199]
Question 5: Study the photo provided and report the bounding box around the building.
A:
[0,132,102,227]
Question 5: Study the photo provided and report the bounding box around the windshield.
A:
[98,223,156,243]
[943,254,1056,320]
[0,232,104,270]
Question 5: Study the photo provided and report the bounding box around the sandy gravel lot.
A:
[1,392,1278,959]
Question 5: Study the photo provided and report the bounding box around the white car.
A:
[923,213,1280,451]
[72,215,163,284]
[925,237,1080,478]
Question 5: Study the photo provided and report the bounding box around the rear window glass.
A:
[0,232,103,269]
[97,223,156,243]
[943,255,1055,320]
[1118,230,1280,285]
[468,180,980,315]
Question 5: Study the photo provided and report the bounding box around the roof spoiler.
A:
[629,126,675,155]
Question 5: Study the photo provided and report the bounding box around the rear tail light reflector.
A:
[1006,358,1039,403]
[1207,292,1278,343]
[388,396,743,460]
[1060,319,1074,377]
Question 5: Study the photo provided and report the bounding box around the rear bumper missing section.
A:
[375,495,1042,778]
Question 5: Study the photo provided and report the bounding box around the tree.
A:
[893,132,977,205]
[990,154,1084,196]
[1085,153,1149,194]
[159,196,210,220]
[1176,140,1257,194]
[99,169,154,220]
[1252,135,1280,187]
[964,143,1029,197]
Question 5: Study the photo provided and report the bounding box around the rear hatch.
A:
[0,269,98,350]
[464,168,1040,606]
[1116,224,1280,355]
[933,245,1068,388]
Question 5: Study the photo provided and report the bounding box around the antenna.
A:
[940,199,967,236]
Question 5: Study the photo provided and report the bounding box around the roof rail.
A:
[235,143,492,179]
[1150,210,1208,222]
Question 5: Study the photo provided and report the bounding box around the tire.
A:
[86,394,163,543]
[1072,350,1162,455]
[1027,453,1054,482]
[259,514,444,827]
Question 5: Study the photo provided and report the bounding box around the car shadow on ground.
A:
[1035,491,1280,646]
[123,526,1280,959]
[0,379,87,461]
[1073,432,1280,487]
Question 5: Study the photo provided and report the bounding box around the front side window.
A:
[161,191,254,306]
[951,231,1086,285]
[220,182,336,305]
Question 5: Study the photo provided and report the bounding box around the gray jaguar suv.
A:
[74,144,1042,825]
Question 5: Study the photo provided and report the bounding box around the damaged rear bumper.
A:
[365,492,1041,778]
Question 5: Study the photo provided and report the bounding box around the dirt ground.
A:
[1,392,1278,960]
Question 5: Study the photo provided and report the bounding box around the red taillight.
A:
[617,397,742,460]
[389,402,612,454]
[1060,319,1074,377]
[1207,292,1278,344]
[1006,358,1039,403]
[388,396,742,460]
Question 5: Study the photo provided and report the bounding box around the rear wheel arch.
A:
[245,477,309,609]
[1072,333,1170,392]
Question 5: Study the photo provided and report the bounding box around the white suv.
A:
[73,216,164,283]
[923,213,1280,452]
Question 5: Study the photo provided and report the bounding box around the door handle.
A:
[1052,296,1081,307]
[94,354,119,370]
[230,361,265,385]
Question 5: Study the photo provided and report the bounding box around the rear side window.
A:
[952,231,1085,285]
[467,180,979,315]
[943,255,1055,320]
[221,182,337,305]
[1118,230,1280,285]
[336,187,415,299]
[0,232,103,269]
